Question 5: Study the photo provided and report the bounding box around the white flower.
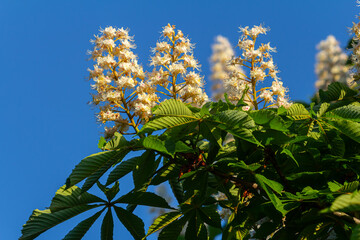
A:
[97,55,116,68]
[259,90,274,102]
[163,24,175,38]
[101,39,116,49]
[169,63,186,75]
[155,42,171,52]
[271,80,286,97]
[250,67,266,81]
[184,72,203,86]
[101,26,117,38]
[315,35,351,90]
[183,55,199,69]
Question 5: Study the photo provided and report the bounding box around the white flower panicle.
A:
[231,25,291,109]
[88,26,147,137]
[210,36,245,102]
[315,35,352,90]
[350,18,360,89]
[149,24,208,106]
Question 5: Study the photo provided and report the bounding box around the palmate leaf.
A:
[328,181,359,193]
[198,205,222,229]
[214,110,255,129]
[298,221,333,240]
[151,163,180,186]
[101,209,114,240]
[66,148,130,191]
[106,156,139,186]
[132,150,157,190]
[144,211,183,238]
[63,210,103,240]
[328,191,360,213]
[97,182,120,202]
[255,174,283,195]
[169,178,185,204]
[140,136,193,157]
[255,174,286,215]
[113,206,145,240]
[185,213,208,240]
[102,132,129,150]
[325,119,360,143]
[81,149,130,193]
[50,185,105,212]
[139,99,200,134]
[287,103,311,120]
[250,109,290,131]
[325,105,360,122]
[140,116,200,134]
[319,82,357,102]
[211,110,261,146]
[158,217,187,240]
[113,191,172,209]
[21,184,105,239]
[20,205,100,240]
[153,99,194,116]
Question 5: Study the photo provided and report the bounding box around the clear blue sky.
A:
[1,0,358,239]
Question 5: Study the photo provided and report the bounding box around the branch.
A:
[333,211,360,225]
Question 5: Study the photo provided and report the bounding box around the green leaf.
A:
[103,132,128,150]
[158,217,187,240]
[226,127,261,146]
[325,105,360,122]
[269,115,290,131]
[255,174,283,195]
[101,209,114,240]
[185,213,208,240]
[151,163,180,186]
[97,181,120,201]
[145,211,183,238]
[132,150,157,190]
[326,129,346,156]
[325,119,360,143]
[328,181,343,192]
[287,103,310,120]
[49,185,105,212]
[199,205,222,229]
[169,178,184,204]
[113,191,172,209]
[249,109,276,124]
[286,171,324,181]
[250,110,290,131]
[351,224,360,240]
[316,102,330,118]
[154,99,194,116]
[106,156,139,186]
[339,181,360,193]
[142,136,172,156]
[20,205,100,240]
[319,82,357,102]
[328,191,360,213]
[139,99,199,134]
[66,148,130,191]
[98,137,107,150]
[280,149,299,167]
[214,110,255,129]
[63,210,103,240]
[140,116,199,134]
[114,206,145,240]
[298,221,333,240]
[81,149,130,192]
[255,174,285,215]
